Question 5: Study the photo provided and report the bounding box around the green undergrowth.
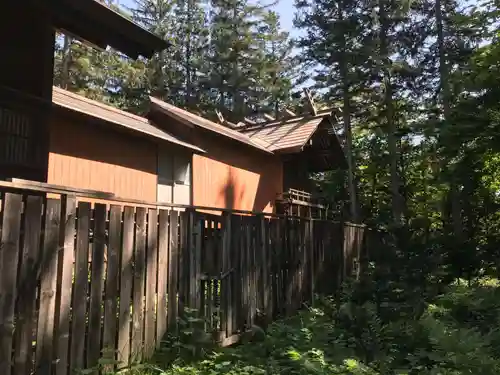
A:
[109,276,500,375]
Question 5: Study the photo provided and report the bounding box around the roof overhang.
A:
[149,98,274,155]
[281,117,347,172]
[52,87,204,154]
[49,0,169,59]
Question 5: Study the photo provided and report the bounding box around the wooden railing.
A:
[0,181,365,375]
[276,188,331,218]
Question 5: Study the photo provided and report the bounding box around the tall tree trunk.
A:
[338,14,359,223]
[436,0,462,239]
[185,0,193,107]
[61,35,72,89]
[379,0,404,225]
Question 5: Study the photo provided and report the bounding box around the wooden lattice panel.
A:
[0,106,33,166]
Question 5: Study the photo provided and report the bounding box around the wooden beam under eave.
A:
[284,108,297,117]
[263,113,275,121]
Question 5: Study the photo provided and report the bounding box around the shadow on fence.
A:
[0,183,366,375]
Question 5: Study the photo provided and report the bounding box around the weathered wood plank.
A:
[277,217,284,315]
[102,205,122,371]
[258,215,269,323]
[0,193,24,375]
[188,209,197,309]
[308,219,314,304]
[167,210,179,331]
[284,218,291,315]
[144,209,158,358]
[300,219,307,306]
[193,212,202,314]
[132,207,147,363]
[249,219,257,326]
[178,211,187,318]
[156,209,169,346]
[264,218,272,321]
[54,195,76,375]
[232,215,242,332]
[117,207,134,368]
[221,213,231,338]
[36,199,61,374]
[14,196,43,375]
[205,220,214,330]
[244,217,252,327]
[70,201,91,371]
[87,204,107,367]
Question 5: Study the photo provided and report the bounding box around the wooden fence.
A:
[0,183,365,375]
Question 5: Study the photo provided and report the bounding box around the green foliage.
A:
[93,275,500,375]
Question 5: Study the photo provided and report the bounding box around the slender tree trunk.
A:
[185,0,193,107]
[436,0,462,239]
[379,0,404,225]
[339,56,359,222]
[61,35,72,89]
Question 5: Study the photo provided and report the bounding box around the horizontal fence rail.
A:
[0,182,366,375]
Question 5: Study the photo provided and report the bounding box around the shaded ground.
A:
[115,277,500,375]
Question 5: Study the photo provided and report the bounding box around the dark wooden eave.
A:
[48,0,169,59]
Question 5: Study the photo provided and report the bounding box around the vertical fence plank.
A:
[234,215,244,332]
[221,213,231,339]
[87,204,107,367]
[275,218,282,316]
[0,193,23,375]
[188,210,200,310]
[14,196,43,375]
[178,211,187,318]
[36,199,61,374]
[102,205,122,371]
[132,207,147,363]
[268,218,274,319]
[302,219,308,305]
[55,195,76,375]
[193,212,202,314]
[284,217,293,316]
[167,210,179,331]
[243,217,251,328]
[308,219,314,304]
[230,215,241,334]
[156,209,169,346]
[145,209,158,358]
[269,219,277,319]
[206,220,215,331]
[250,219,257,326]
[70,201,91,371]
[117,207,134,368]
[258,215,269,324]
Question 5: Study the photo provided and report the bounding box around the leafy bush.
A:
[182,276,500,374]
[90,266,500,375]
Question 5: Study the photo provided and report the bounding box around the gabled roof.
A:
[149,97,273,154]
[148,97,346,170]
[49,0,169,59]
[52,87,204,153]
[240,113,331,153]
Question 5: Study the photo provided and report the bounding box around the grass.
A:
[105,277,500,375]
